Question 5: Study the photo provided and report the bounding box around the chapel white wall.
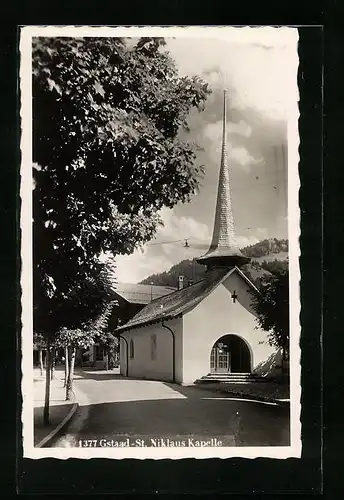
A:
[182,271,280,384]
[119,317,183,383]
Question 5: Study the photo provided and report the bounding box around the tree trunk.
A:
[64,346,69,388]
[65,347,76,401]
[105,350,109,371]
[39,349,44,377]
[50,350,56,380]
[108,350,114,370]
[281,346,288,381]
[43,342,51,426]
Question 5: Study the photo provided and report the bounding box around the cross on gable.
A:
[231,290,238,303]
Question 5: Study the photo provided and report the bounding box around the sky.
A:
[115,27,299,283]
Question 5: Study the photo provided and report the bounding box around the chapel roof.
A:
[116,266,258,333]
[111,282,176,305]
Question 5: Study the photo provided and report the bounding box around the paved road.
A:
[53,370,290,448]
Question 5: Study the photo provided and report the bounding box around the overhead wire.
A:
[145,239,183,247]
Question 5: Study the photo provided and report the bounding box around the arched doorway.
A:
[210,334,251,373]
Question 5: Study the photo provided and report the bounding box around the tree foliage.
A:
[258,258,288,275]
[54,294,117,362]
[251,269,289,355]
[33,332,47,349]
[32,36,210,337]
[55,327,95,351]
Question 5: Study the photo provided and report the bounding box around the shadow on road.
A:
[162,381,225,399]
[51,397,290,448]
[162,382,291,411]
[75,369,180,384]
[74,369,126,381]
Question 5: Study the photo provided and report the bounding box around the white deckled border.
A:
[20,26,34,455]
[287,31,302,459]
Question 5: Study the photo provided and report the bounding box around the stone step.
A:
[212,374,252,376]
[202,375,251,378]
[195,373,267,384]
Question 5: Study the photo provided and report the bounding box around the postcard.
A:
[20,25,301,460]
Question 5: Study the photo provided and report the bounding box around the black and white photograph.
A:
[20,26,300,459]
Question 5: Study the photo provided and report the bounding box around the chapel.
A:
[116,90,281,385]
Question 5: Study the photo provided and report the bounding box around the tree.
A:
[56,326,97,400]
[33,332,46,376]
[32,36,210,422]
[250,269,289,377]
[90,299,118,371]
[38,262,116,422]
[258,258,288,275]
[53,291,117,400]
[33,36,210,333]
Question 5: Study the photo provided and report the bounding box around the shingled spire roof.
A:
[197,89,250,270]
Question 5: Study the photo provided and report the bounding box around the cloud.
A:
[166,29,298,123]
[115,208,212,283]
[202,121,262,171]
[227,120,252,138]
[256,227,269,239]
[236,235,260,248]
[230,146,263,170]
[204,119,252,141]
[115,250,171,284]
[157,207,211,243]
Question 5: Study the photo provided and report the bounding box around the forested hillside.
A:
[241,238,288,258]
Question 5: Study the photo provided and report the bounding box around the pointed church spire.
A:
[197,89,250,270]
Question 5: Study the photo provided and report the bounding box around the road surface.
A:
[52,369,290,448]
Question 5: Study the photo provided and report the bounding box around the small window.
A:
[151,334,157,360]
[129,339,134,359]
